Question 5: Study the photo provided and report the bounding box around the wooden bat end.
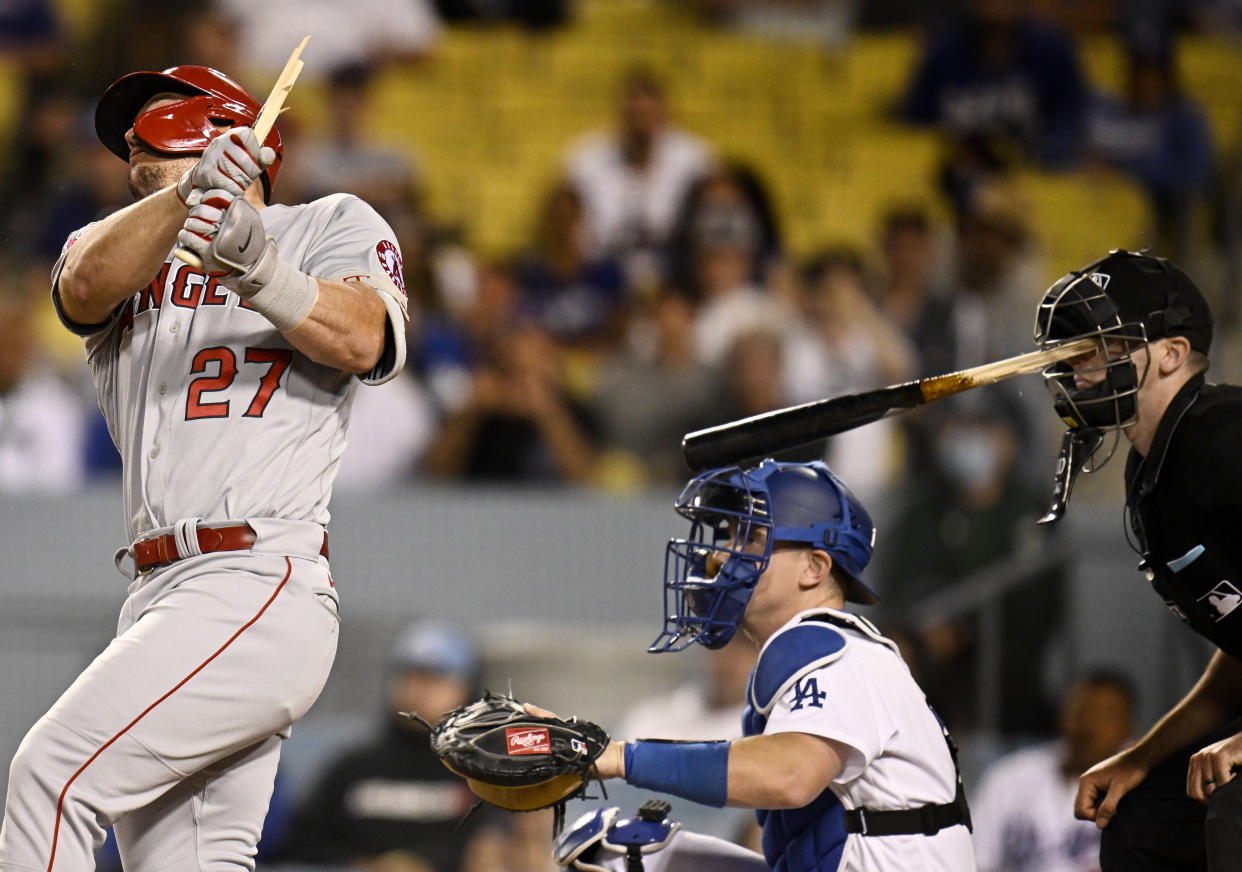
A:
[172,247,203,269]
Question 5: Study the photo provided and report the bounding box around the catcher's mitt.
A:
[424,690,610,814]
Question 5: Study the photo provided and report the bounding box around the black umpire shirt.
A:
[1125,373,1242,659]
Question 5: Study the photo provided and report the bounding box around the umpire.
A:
[1033,249,1242,870]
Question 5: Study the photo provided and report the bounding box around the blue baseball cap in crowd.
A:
[389,621,480,683]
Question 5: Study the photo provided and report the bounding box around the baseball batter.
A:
[0,65,407,872]
[591,459,976,872]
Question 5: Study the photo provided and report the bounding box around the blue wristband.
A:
[623,739,730,807]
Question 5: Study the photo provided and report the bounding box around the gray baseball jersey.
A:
[61,192,408,540]
[0,193,407,872]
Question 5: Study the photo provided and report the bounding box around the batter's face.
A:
[123,94,204,200]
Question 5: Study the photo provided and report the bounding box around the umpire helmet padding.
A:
[95,65,282,203]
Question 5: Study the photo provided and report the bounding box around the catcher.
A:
[430,459,975,872]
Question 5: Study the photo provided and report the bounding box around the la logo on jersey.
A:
[1199,581,1242,622]
[1087,272,1111,290]
[790,677,826,711]
[507,727,551,755]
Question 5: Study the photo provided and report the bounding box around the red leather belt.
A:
[133,524,329,575]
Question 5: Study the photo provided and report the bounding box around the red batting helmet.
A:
[95,65,282,203]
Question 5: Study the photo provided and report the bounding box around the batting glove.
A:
[178,194,318,332]
[176,126,275,207]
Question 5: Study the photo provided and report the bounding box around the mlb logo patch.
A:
[1199,581,1242,622]
[507,727,551,755]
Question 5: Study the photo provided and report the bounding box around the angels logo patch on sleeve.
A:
[376,240,406,301]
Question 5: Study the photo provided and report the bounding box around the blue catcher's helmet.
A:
[650,459,877,653]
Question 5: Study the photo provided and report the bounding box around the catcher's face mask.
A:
[653,467,772,653]
[651,459,877,653]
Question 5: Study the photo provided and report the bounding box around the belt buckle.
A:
[133,533,161,576]
[855,808,869,835]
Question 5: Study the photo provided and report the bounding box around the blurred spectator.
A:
[282,62,423,216]
[664,161,784,299]
[872,203,957,376]
[0,281,88,494]
[421,316,601,484]
[11,111,130,264]
[711,329,820,465]
[512,181,627,351]
[432,0,570,29]
[687,0,857,50]
[1084,39,1213,264]
[0,0,65,75]
[947,181,1043,369]
[874,395,1066,737]
[564,66,715,293]
[275,621,488,871]
[215,0,441,80]
[0,81,95,254]
[416,257,515,415]
[972,669,1137,872]
[87,0,239,85]
[590,287,720,487]
[461,808,559,872]
[898,0,1089,170]
[782,246,914,502]
[687,197,793,369]
[615,636,754,741]
[335,370,439,493]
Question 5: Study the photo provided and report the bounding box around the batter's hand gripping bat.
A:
[681,337,1099,472]
[172,35,309,269]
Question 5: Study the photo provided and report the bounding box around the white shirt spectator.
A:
[217,0,441,79]
[692,283,792,369]
[972,741,1102,872]
[565,127,713,261]
[0,367,87,494]
[335,371,437,492]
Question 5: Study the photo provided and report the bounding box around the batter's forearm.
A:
[58,185,187,324]
[283,279,388,373]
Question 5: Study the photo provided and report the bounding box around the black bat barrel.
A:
[680,381,925,472]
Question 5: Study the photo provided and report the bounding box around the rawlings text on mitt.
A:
[425,690,610,812]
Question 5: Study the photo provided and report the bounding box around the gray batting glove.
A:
[178,193,275,291]
[176,126,275,207]
[178,193,320,332]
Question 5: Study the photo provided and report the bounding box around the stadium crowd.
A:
[2,1,1241,869]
